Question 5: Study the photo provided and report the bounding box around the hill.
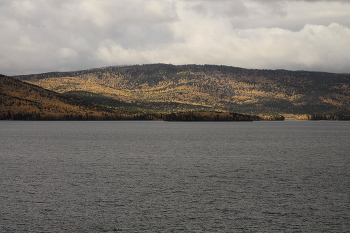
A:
[12,64,350,118]
[0,75,120,120]
[0,74,264,121]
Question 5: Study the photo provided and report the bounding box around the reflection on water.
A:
[0,121,349,232]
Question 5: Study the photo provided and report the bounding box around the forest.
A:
[13,64,350,118]
[164,112,284,121]
[3,64,350,120]
[0,75,259,121]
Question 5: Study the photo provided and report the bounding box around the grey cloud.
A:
[253,0,349,2]
[0,0,349,75]
[0,0,179,75]
[186,0,248,18]
[251,0,350,17]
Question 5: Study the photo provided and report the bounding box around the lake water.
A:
[0,121,349,232]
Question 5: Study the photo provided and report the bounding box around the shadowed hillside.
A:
[13,64,350,117]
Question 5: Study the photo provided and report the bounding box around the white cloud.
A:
[57,48,78,60]
[0,0,349,75]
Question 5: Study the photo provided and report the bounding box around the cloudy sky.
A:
[1,0,350,75]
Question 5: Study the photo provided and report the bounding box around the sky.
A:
[1,0,350,75]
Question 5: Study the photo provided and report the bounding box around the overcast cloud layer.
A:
[1,0,350,75]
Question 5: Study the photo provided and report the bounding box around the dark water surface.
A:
[0,121,349,232]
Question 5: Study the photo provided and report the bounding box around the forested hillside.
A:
[0,74,265,121]
[0,75,121,120]
[13,64,350,118]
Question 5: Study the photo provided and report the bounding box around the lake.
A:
[0,121,349,232]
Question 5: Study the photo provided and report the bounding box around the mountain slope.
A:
[13,64,350,116]
[0,75,117,120]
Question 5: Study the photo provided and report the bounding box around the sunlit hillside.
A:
[0,75,118,120]
[13,64,350,117]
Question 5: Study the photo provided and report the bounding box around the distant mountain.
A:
[12,64,350,117]
[0,75,118,120]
